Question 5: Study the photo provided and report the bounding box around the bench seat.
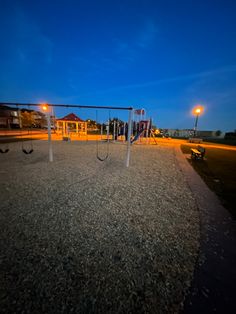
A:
[191,146,205,160]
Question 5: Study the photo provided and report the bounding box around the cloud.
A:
[0,6,53,65]
[112,19,158,61]
[183,67,236,110]
[67,18,159,83]
[113,39,130,54]
[90,64,236,94]
[136,20,158,48]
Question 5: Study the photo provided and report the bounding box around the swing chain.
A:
[21,105,34,154]
[96,110,110,162]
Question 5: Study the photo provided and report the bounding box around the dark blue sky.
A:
[0,0,236,131]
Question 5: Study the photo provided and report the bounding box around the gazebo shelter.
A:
[56,113,87,136]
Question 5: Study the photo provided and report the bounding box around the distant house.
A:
[0,105,20,128]
[197,130,225,139]
[165,129,225,139]
[0,105,49,129]
[166,129,194,138]
[224,132,236,140]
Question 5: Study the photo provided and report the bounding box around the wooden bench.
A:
[191,145,205,160]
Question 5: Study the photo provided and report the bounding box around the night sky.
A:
[0,0,236,131]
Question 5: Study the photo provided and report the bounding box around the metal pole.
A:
[113,120,116,141]
[47,112,53,162]
[146,119,150,144]
[131,110,134,138]
[146,119,150,138]
[0,102,133,111]
[126,109,133,167]
[51,105,55,129]
[123,123,126,143]
[194,114,199,137]
[107,119,110,142]
[101,124,103,140]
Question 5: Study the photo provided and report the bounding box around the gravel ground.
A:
[0,141,200,313]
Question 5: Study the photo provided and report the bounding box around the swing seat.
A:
[22,149,34,154]
[0,148,9,153]
[96,155,109,162]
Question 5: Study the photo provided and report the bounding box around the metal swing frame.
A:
[0,102,133,167]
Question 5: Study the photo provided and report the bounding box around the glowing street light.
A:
[41,103,53,162]
[41,104,49,112]
[192,105,204,137]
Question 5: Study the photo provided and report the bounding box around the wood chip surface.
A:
[0,141,200,313]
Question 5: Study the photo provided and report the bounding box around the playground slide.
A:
[131,130,144,143]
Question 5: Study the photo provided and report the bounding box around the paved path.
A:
[175,146,236,313]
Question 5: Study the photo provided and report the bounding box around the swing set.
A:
[0,102,133,167]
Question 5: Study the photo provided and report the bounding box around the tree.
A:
[108,117,124,133]
[215,130,222,137]
[86,119,98,129]
[20,111,35,128]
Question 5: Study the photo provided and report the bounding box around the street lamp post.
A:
[193,106,203,137]
[42,104,53,162]
[194,108,200,137]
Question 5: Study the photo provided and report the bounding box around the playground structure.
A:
[102,108,157,145]
[130,109,157,145]
[130,123,158,145]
